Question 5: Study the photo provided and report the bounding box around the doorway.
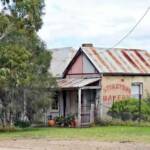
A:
[81,89,96,124]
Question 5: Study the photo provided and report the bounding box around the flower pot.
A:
[71,119,77,128]
[48,119,56,127]
[71,121,75,128]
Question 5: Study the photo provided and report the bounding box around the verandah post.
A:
[78,88,81,127]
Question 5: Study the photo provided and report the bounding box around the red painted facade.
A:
[68,54,83,74]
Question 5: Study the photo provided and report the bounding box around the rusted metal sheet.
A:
[57,78,100,89]
[49,47,77,77]
[81,47,150,74]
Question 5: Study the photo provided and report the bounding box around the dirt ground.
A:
[0,139,150,150]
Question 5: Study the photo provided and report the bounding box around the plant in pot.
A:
[48,115,56,127]
[55,116,65,127]
[65,114,76,128]
[70,115,76,127]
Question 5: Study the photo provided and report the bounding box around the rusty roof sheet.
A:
[57,78,100,89]
[81,47,150,74]
[49,47,77,77]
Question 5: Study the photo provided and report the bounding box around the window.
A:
[52,92,59,110]
[131,82,143,99]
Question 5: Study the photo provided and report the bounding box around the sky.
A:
[38,0,150,50]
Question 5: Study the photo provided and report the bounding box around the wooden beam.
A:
[78,88,81,127]
[81,86,101,90]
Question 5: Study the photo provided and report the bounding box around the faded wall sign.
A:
[103,83,131,104]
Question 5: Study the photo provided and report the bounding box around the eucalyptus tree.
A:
[0,0,56,127]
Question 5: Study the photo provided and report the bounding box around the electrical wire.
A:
[109,7,150,49]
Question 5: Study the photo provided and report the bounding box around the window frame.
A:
[51,92,59,112]
[131,82,143,99]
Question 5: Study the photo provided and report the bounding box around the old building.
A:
[49,44,150,126]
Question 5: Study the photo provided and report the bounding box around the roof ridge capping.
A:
[95,47,146,51]
[111,48,146,51]
[81,43,146,52]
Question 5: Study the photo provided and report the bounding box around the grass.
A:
[0,126,150,142]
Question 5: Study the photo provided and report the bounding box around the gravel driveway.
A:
[0,139,150,150]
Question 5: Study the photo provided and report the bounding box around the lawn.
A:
[0,126,150,143]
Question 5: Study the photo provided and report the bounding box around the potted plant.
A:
[48,115,56,127]
[55,116,65,127]
[66,114,76,128]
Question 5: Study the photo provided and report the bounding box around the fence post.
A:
[112,97,115,120]
[139,94,142,123]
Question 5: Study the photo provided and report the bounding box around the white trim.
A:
[81,86,101,90]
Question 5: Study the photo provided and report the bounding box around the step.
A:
[81,122,90,127]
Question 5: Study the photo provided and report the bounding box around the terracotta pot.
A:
[71,121,75,128]
[74,119,78,127]
[48,119,56,127]
[71,119,77,128]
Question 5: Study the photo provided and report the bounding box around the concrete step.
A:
[81,122,90,127]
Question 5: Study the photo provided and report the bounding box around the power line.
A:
[109,7,150,49]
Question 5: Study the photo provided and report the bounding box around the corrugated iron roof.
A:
[57,78,100,89]
[49,47,77,77]
[81,47,150,74]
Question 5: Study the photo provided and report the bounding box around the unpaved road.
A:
[0,139,150,150]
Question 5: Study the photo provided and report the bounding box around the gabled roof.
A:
[49,47,77,77]
[63,46,150,75]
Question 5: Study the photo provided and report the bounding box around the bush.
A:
[14,120,31,128]
[96,119,150,127]
[108,98,150,121]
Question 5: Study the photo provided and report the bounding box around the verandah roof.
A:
[57,78,100,89]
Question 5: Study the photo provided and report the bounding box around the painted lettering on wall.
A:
[103,83,131,104]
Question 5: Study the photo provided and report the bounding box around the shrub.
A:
[14,120,31,128]
[108,98,150,121]
[96,119,150,127]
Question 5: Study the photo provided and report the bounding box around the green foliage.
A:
[96,119,150,127]
[55,114,75,127]
[14,120,31,128]
[108,98,150,121]
[0,44,31,86]
[0,0,57,128]
[0,14,11,38]
[1,0,45,31]
[55,116,65,127]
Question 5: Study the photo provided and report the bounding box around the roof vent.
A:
[82,43,93,47]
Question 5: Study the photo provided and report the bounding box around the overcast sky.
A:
[38,0,150,50]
